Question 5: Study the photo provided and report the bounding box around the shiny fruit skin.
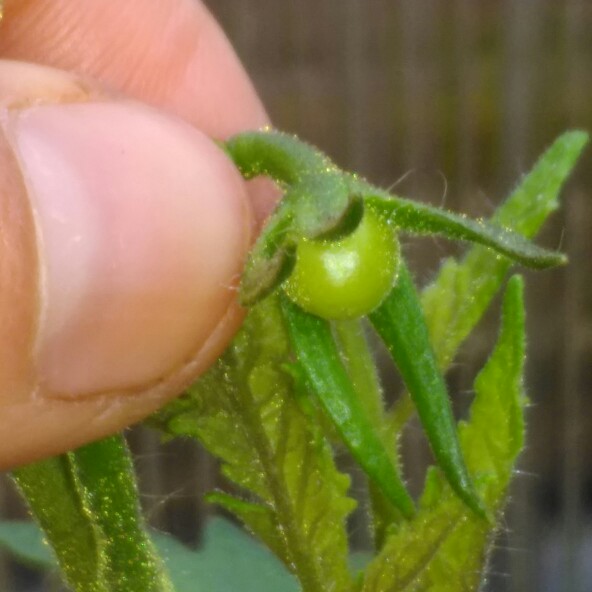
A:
[284,209,400,319]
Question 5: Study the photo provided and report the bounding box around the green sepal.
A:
[240,229,297,307]
[228,129,569,309]
[361,189,566,269]
[226,130,355,240]
[225,129,327,186]
[228,131,365,306]
[279,294,416,519]
[369,261,487,520]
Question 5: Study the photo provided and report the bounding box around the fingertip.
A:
[0,0,269,138]
[7,99,252,397]
[0,62,254,466]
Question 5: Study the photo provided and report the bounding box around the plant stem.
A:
[224,378,327,592]
[71,435,174,592]
[14,436,177,592]
[12,457,107,592]
[333,319,406,544]
[225,130,336,185]
[333,319,385,431]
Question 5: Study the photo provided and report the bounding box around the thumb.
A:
[0,61,252,468]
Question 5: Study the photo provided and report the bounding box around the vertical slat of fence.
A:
[561,3,590,591]
[162,439,209,546]
[132,427,166,531]
[500,3,546,591]
[285,0,308,133]
[399,0,439,190]
[452,0,478,207]
[343,0,371,175]
[560,189,587,592]
[194,445,217,544]
[227,0,258,56]
[500,0,538,183]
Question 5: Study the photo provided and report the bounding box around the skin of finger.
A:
[0,0,269,138]
[0,0,279,221]
[0,62,253,469]
[0,0,279,465]
[0,0,280,376]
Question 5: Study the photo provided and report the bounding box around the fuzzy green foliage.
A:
[225,129,579,523]
[153,131,586,592]
[362,276,525,592]
[154,297,356,592]
[422,130,589,368]
[6,130,587,592]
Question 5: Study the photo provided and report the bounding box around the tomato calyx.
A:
[232,129,566,313]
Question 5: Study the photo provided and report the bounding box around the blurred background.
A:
[1,1,591,590]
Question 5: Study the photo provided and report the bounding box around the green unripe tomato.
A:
[284,209,400,319]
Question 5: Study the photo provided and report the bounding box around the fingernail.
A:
[6,101,251,398]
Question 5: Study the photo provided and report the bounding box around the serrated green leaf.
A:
[362,276,526,592]
[280,295,415,519]
[422,130,588,369]
[152,296,356,592]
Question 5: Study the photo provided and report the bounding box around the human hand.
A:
[0,0,270,468]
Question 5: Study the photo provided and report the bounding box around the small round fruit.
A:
[284,209,400,319]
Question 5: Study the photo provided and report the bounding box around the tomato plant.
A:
[6,129,587,592]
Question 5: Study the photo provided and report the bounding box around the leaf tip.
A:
[563,129,590,150]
